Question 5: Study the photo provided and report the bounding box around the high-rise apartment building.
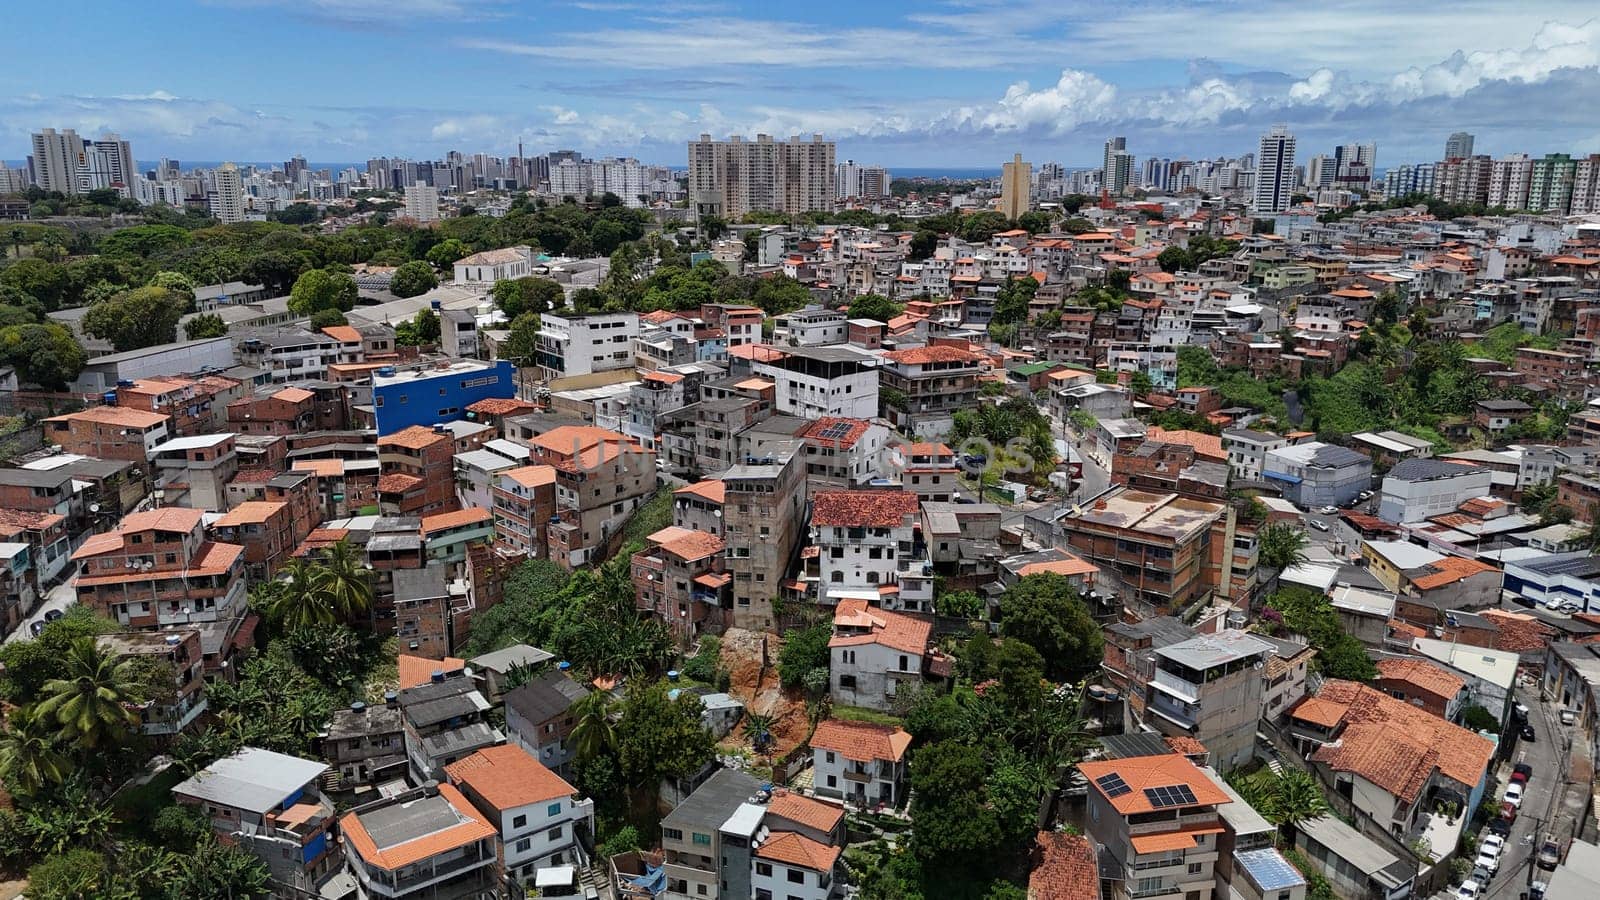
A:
[1305,154,1333,189]
[1384,163,1435,199]
[211,162,246,224]
[687,133,835,219]
[1571,155,1600,215]
[1000,152,1031,219]
[78,133,135,194]
[1488,154,1533,209]
[0,163,27,195]
[1253,126,1296,213]
[1332,142,1375,189]
[29,128,85,195]
[1528,153,1577,213]
[1102,136,1133,196]
[1445,131,1475,160]
[403,181,440,222]
[1433,155,1491,204]
[835,160,891,200]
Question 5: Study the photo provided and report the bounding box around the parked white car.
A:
[1475,845,1500,875]
[1457,879,1483,899]
[1480,834,1506,857]
[1504,781,1525,807]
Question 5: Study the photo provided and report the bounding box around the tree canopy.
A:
[998,574,1103,682]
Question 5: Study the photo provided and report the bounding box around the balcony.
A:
[843,768,873,784]
[1150,668,1201,703]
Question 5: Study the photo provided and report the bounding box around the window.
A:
[756,863,773,876]
[516,838,531,852]
[838,675,856,689]
[548,826,563,840]
[787,869,804,884]
[513,814,527,828]
[663,828,683,841]
[1187,863,1203,875]
[692,832,711,846]
[547,802,562,817]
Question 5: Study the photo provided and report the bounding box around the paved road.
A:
[1484,685,1564,899]
[4,577,77,646]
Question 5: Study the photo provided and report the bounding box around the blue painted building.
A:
[372,359,516,436]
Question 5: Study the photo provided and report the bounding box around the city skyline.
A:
[2,2,1599,166]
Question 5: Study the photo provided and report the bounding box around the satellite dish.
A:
[89,503,101,514]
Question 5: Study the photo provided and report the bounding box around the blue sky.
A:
[3,1,1600,169]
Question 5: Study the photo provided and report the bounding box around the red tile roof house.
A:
[1287,680,1495,853]
[444,744,595,888]
[828,598,942,712]
[1373,658,1468,722]
[809,717,912,809]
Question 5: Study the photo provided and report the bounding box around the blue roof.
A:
[1261,470,1302,484]
[1236,848,1306,891]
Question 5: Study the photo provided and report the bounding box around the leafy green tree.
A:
[27,848,116,899]
[316,537,374,621]
[615,682,714,788]
[498,311,542,366]
[493,276,564,318]
[0,322,86,389]
[98,224,193,258]
[936,590,985,620]
[743,713,777,754]
[1257,521,1310,592]
[1461,704,1499,733]
[82,285,185,351]
[990,276,1038,327]
[184,313,228,340]
[271,202,320,225]
[287,268,357,316]
[260,558,338,629]
[147,270,197,309]
[203,649,335,757]
[569,691,616,763]
[778,622,832,689]
[389,260,438,298]
[0,705,74,796]
[425,238,469,268]
[36,638,140,749]
[166,838,273,899]
[997,574,1103,681]
[909,740,1005,871]
[309,308,348,329]
[0,258,70,310]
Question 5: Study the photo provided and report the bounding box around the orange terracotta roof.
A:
[828,599,931,657]
[883,345,984,365]
[1029,831,1099,900]
[1018,556,1099,579]
[753,831,840,872]
[421,507,493,535]
[77,540,243,584]
[1478,609,1554,654]
[1077,753,1232,815]
[1163,736,1208,756]
[766,790,844,834]
[292,459,345,477]
[674,479,725,504]
[377,473,424,493]
[232,467,280,485]
[340,783,496,871]
[444,744,577,810]
[1408,556,1496,590]
[809,718,912,763]
[1375,658,1465,700]
[801,417,872,449]
[906,441,952,456]
[1146,426,1226,462]
[1129,823,1226,854]
[642,370,685,384]
[379,425,448,450]
[321,325,362,343]
[212,500,285,527]
[45,406,167,427]
[1300,680,1495,802]
[273,387,314,403]
[118,507,206,535]
[1289,696,1349,729]
[397,654,466,690]
[647,526,724,561]
[811,490,919,528]
[728,343,788,362]
[502,465,556,489]
[466,397,538,416]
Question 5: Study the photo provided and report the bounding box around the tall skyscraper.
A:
[1444,132,1475,160]
[835,160,891,200]
[1306,155,1334,189]
[1332,143,1376,189]
[29,127,85,195]
[687,133,835,219]
[211,163,246,224]
[1253,126,1296,213]
[404,181,440,222]
[1571,155,1600,215]
[1528,153,1577,213]
[1000,153,1031,220]
[1102,136,1133,196]
[1488,154,1533,209]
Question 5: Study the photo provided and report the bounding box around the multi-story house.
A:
[721,450,807,629]
[632,526,727,638]
[444,744,596,890]
[323,697,408,791]
[340,782,499,900]
[1373,657,1467,722]
[0,509,72,590]
[71,507,251,678]
[151,433,240,512]
[750,344,881,420]
[454,446,518,512]
[1059,488,1226,619]
[43,405,170,462]
[115,374,241,437]
[828,598,937,712]
[210,500,299,581]
[1221,428,1288,481]
[236,329,345,383]
[879,345,984,438]
[1143,630,1274,770]
[0,542,36,639]
[490,464,557,560]
[809,718,911,809]
[798,417,891,495]
[173,748,341,897]
[1515,346,1584,386]
[397,668,503,783]
[673,479,725,537]
[378,425,461,518]
[899,441,960,504]
[536,312,640,381]
[1077,751,1234,900]
[1288,680,1494,844]
[226,384,351,436]
[504,669,590,778]
[775,306,849,347]
[811,490,931,612]
[1262,442,1372,508]
[99,630,207,735]
[528,425,655,569]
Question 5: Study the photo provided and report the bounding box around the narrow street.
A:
[3,577,76,646]
[1484,684,1564,899]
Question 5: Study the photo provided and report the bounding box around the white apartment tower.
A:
[403,181,440,222]
[29,128,85,195]
[1445,131,1475,160]
[81,134,136,194]
[688,133,836,219]
[1488,154,1533,210]
[1571,155,1600,215]
[211,162,246,224]
[836,160,892,200]
[1253,125,1296,213]
[1333,142,1376,189]
[1102,136,1133,196]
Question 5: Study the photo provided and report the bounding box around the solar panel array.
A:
[1144,784,1198,808]
[1236,849,1306,891]
[815,421,855,441]
[1096,773,1131,798]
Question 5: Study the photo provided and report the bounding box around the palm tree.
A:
[266,558,336,629]
[569,691,616,763]
[316,538,373,622]
[0,705,74,795]
[1256,520,1310,599]
[36,637,140,750]
[743,713,777,755]
[1266,768,1329,843]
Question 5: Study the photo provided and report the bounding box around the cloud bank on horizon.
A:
[3,0,1599,166]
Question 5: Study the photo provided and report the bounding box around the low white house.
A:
[828,599,936,712]
[444,744,595,886]
[809,718,911,808]
[453,246,534,284]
